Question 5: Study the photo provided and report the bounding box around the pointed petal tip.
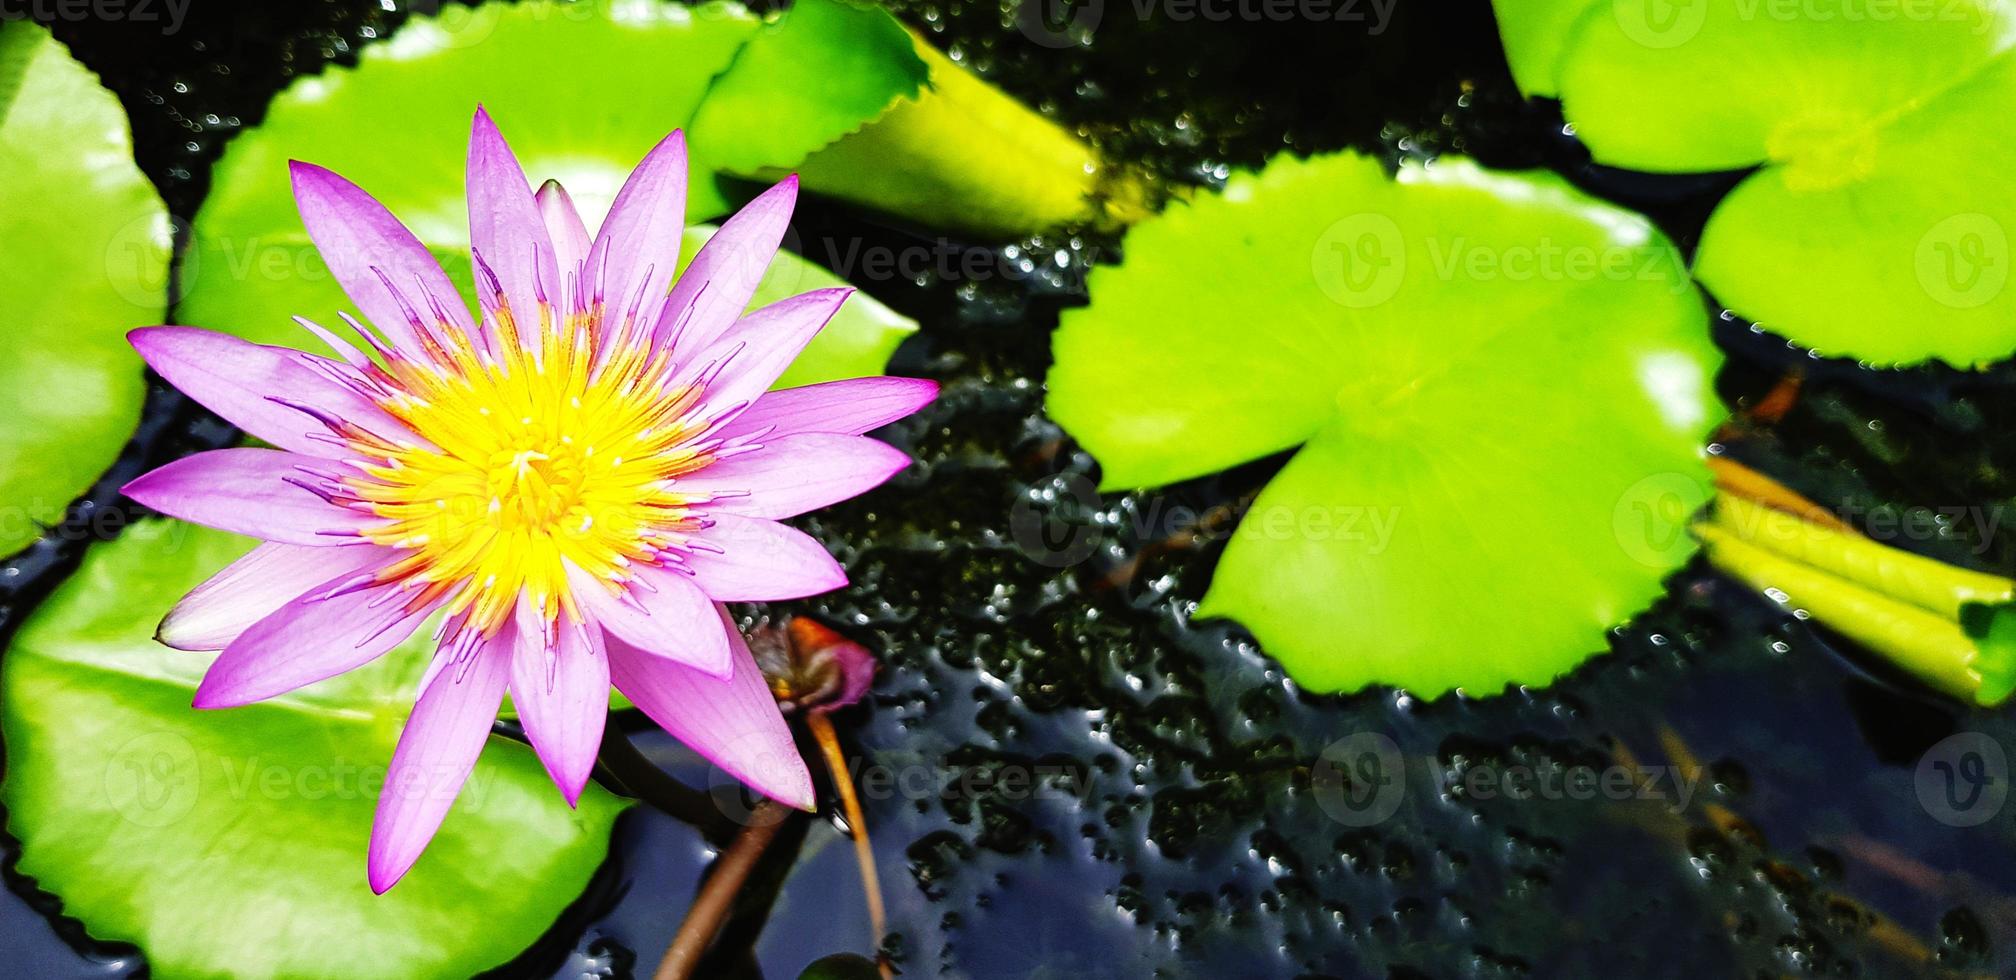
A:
[366,855,406,894]
[125,324,214,361]
[286,159,340,191]
[755,173,799,206]
[189,682,236,711]
[531,736,597,807]
[155,621,208,653]
[768,760,818,813]
[192,662,268,709]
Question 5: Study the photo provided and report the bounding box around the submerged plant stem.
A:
[1706,455,1851,533]
[1694,524,1988,700]
[655,799,793,980]
[1697,458,2016,705]
[597,726,735,839]
[806,710,891,977]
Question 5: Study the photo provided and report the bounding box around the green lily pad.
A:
[182,0,915,383]
[677,226,917,389]
[181,0,754,347]
[687,0,927,176]
[0,22,164,557]
[1,520,625,978]
[1048,151,1722,696]
[1494,0,2016,366]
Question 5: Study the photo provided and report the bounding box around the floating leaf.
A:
[802,37,1154,238]
[1049,151,1721,695]
[0,521,625,977]
[687,0,928,176]
[706,4,1152,238]
[1495,0,2016,366]
[183,0,1117,377]
[181,0,757,350]
[678,226,917,390]
[0,22,164,556]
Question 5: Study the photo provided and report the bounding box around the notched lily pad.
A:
[679,225,918,389]
[1048,151,1722,696]
[688,0,927,176]
[181,0,756,347]
[0,21,165,557]
[0,521,624,978]
[1495,0,2016,366]
[182,0,917,382]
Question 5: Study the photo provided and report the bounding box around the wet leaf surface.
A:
[1497,0,2016,366]
[1047,151,1720,695]
[0,521,625,978]
[0,21,163,558]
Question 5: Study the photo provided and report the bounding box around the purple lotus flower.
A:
[121,109,935,893]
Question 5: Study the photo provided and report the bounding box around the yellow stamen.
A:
[345,305,716,636]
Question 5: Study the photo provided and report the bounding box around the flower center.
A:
[337,316,722,633]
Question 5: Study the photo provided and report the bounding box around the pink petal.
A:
[159,541,384,651]
[290,161,473,354]
[368,635,513,893]
[679,433,911,519]
[122,448,376,547]
[467,108,558,347]
[587,130,688,329]
[685,513,847,601]
[566,561,730,677]
[607,608,814,811]
[684,288,851,415]
[194,569,428,709]
[536,179,591,308]
[655,176,797,353]
[718,377,939,441]
[509,607,609,806]
[129,326,412,457]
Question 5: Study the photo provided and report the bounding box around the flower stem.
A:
[806,711,891,978]
[1706,455,1853,533]
[654,800,794,980]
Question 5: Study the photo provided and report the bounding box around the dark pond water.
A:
[8,0,2016,977]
